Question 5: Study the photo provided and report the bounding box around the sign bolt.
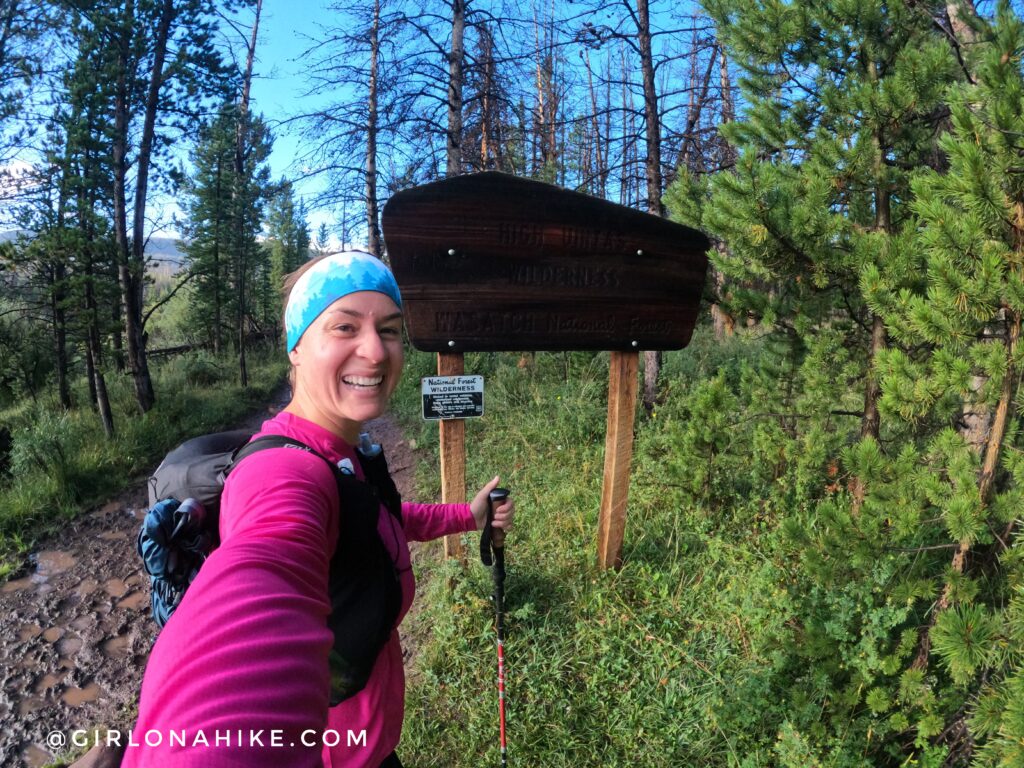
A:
[448,248,457,256]
[636,249,643,256]
[631,340,639,348]
[448,340,456,348]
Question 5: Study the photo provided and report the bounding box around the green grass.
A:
[390,342,785,766]
[0,345,288,577]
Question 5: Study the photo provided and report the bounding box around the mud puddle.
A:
[0,390,428,768]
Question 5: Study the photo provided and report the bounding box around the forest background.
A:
[3,0,1024,765]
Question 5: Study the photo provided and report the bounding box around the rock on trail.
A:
[0,388,423,768]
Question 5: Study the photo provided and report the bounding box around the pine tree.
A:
[60,8,121,436]
[264,180,310,338]
[0,0,52,155]
[869,2,1024,760]
[665,0,968,763]
[314,222,331,255]
[105,0,234,412]
[181,104,272,357]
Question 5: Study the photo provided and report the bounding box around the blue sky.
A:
[231,0,340,241]
[0,1,358,245]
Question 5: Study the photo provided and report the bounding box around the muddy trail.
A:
[0,392,426,768]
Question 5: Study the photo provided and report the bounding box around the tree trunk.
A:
[624,44,639,207]
[50,262,72,410]
[709,45,735,339]
[234,0,261,388]
[860,313,886,441]
[479,24,495,171]
[533,20,543,173]
[847,120,891,517]
[960,373,991,452]
[129,0,176,410]
[365,0,382,257]
[113,0,174,413]
[677,39,716,174]
[914,308,1021,671]
[213,160,223,354]
[711,260,734,338]
[860,133,891,444]
[85,256,114,434]
[446,0,465,177]
[86,272,115,438]
[84,336,97,409]
[636,0,662,217]
[635,0,664,412]
[237,253,248,387]
[90,335,115,439]
[109,258,123,372]
[585,50,605,197]
[51,140,73,410]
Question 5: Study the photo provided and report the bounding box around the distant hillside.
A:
[145,236,186,270]
[0,229,29,243]
[0,230,186,271]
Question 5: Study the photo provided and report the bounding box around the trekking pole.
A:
[480,487,510,768]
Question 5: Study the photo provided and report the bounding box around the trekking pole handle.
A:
[490,488,509,548]
[480,487,510,565]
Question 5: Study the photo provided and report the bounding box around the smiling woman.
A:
[118,251,516,768]
[286,294,405,442]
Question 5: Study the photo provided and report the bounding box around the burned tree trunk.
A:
[233,0,262,388]
[365,0,382,256]
[446,0,465,177]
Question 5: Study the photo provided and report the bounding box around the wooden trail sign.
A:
[382,172,710,568]
[383,172,709,352]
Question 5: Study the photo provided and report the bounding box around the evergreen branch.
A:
[0,302,46,318]
[887,543,961,553]
[141,269,195,329]
[839,288,871,335]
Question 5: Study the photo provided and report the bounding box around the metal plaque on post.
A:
[422,375,484,420]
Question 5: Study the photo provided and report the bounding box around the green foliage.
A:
[0,346,287,577]
[264,180,312,338]
[0,308,54,406]
[653,0,1024,763]
[932,604,999,686]
[180,103,275,351]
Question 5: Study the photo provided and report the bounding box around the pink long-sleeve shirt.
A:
[123,412,477,767]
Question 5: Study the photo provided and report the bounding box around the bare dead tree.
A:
[233,0,261,388]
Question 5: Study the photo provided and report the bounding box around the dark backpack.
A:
[138,430,404,705]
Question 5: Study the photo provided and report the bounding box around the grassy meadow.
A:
[391,336,790,767]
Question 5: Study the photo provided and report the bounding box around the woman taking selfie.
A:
[121,251,515,767]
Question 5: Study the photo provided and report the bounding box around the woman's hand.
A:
[470,476,515,534]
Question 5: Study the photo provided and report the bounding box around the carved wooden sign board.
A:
[381,172,710,352]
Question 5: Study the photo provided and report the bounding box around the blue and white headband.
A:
[285,251,403,352]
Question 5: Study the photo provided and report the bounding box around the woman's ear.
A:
[288,345,301,366]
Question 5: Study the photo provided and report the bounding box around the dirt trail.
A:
[0,392,426,768]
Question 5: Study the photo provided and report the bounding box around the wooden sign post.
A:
[383,172,709,569]
[597,351,639,570]
[437,351,466,561]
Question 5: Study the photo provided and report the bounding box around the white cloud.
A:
[0,159,39,199]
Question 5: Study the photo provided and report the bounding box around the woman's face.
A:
[288,291,404,441]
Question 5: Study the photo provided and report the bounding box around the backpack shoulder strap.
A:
[355,449,403,524]
[226,435,338,477]
[227,434,403,524]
